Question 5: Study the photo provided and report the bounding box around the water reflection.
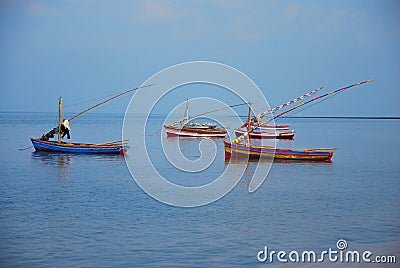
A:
[31,152,125,178]
[163,135,222,160]
[31,152,125,164]
[31,152,71,178]
[32,152,71,168]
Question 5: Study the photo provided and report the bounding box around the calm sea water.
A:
[0,112,399,267]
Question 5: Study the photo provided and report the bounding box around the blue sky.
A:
[0,0,399,116]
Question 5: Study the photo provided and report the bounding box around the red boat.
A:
[241,122,290,130]
[164,99,227,138]
[164,124,227,138]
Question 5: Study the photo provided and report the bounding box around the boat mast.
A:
[57,97,62,144]
[246,102,252,147]
[183,98,189,127]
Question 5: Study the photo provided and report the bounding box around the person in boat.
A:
[40,128,56,141]
[39,119,71,141]
[60,119,71,139]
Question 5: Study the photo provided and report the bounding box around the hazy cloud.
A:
[283,3,304,22]
[138,0,181,22]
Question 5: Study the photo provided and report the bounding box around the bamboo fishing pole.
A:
[67,84,154,122]
[258,87,323,118]
[266,79,374,124]
[232,79,374,143]
[241,86,323,128]
[246,102,252,147]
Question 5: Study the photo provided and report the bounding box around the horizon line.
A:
[0,111,399,119]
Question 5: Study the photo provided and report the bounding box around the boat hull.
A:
[164,125,227,138]
[224,141,334,162]
[234,129,295,140]
[31,138,127,154]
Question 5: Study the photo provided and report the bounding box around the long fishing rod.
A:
[261,86,323,117]
[272,79,373,120]
[241,86,323,127]
[67,84,154,121]
[277,90,342,119]
[232,79,374,143]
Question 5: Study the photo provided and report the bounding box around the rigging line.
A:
[63,92,120,109]
[188,102,248,120]
[255,86,323,119]
[259,79,373,126]
[67,84,154,122]
[277,91,341,119]
[280,94,339,118]
[169,102,248,126]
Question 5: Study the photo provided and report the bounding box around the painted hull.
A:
[234,129,295,140]
[224,141,334,162]
[164,125,227,138]
[31,138,127,154]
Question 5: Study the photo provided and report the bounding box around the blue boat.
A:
[31,137,127,154]
[29,86,154,155]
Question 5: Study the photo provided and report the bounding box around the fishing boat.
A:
[224,141,335,162]
[163,99,234,138]
[240,122,290,131]
[234,128,295,140]
[164,124,227,138]
[224,80,374,162]
[30,85,152,154]
[31,137,127,154]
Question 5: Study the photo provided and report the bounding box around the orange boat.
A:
[224,140,335,162]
